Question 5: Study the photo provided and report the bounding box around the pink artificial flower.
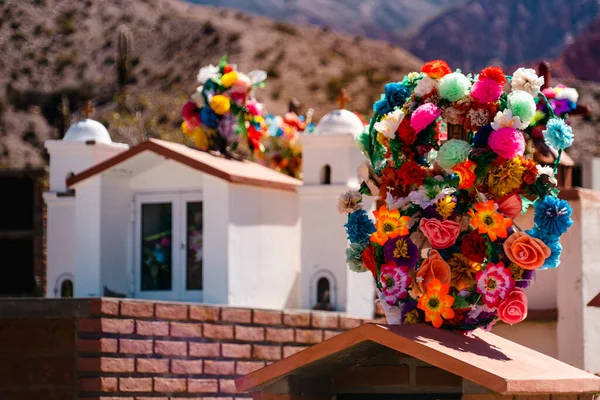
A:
[471,78,503,104]
[542,87,557,99]
[410,103,441,134]
[488,127,525,159]
[182,101,200,126]
[379,262,412,306]
[246,99,263,116]
[419,218,461,249]
[475,262,515,307]
[497,193,522,219]
[497,288,528,324]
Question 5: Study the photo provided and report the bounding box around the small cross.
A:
[336,89,351,110]
[81,100,95,119]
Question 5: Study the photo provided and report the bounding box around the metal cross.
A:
[336,89,351,110]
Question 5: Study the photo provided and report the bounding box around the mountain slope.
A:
[559,15,600,82]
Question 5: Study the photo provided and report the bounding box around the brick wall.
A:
[0,298,366,400]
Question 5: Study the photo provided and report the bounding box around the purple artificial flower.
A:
[218,113,236,141]
[383,236,419,269]
[515,269,536,289]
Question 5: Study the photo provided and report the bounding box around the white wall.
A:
[228,184,300,309]
[301,135,358,186]
[130,160,204,192]
[493,321,558,358]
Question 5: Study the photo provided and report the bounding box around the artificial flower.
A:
[383,235,419,268]
[408,184,455,209]
[507,90,536,125]
[435,196,456,220]
[421,60,452,79]
[419,218,461,249]
[497,288,528,325]
[397,160,427,186]
[511,67,544,96]
[527,227,562,269]
[221,71,238,88]
[379,263,412,305]
[491,109,528,130]
[338,190,363,214]
[403,309,420,325]
[447,253,481,290]
[460,232,487,263]
[231,73,251,94]
[533,196,573,236]
[374,109,405,139]
[536,165,558,186]
[441,106,464,125]
[410,103,441,133]
[374,82,411,115]
[488,127,525,159]
[465,107,495,132]
[246,99,263,116]
[217,113,236,140]
[346,243,368,273]
[362,245,377,278]
[471,78,503,104]
[486,157,525,198]
[415,249,452,296]
[520,157,538,185]
[468,200,513,242]
[410,230,431,250]
[543,117,574,150]
[200,107,218,129]
[497,193,522,219]
[417,278,455,328]
[398,117,417,145]
[479,66,507,86]
[452,160,477,189]
[182,101,200,124]
[386,192,411,210]
[436,139,471,169]
[371,206,411,245]
[197,64,220,84]
[358,161,381,197]
[475,262,515,307]
[414,75,439,97]
[438,72,471,102]
[209,94,231,115]
[503,231,551,270]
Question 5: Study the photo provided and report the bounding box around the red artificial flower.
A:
[520,156,538,184]
[452,160,477,190]
[397,160,427,187]
[361,245,377,278]
[479,66,507,86]
[247,125,263,150]
[398,117,417,145]
[223,64,233,74]
[461,232,488,264]
[421,60,452,79]
[182,101,200,125]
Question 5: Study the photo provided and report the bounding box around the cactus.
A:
[116,25,134,89]
[57,94,71,138]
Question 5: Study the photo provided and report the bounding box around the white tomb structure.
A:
[43,108,375,317]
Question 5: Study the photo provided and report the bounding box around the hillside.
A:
[0,0,423,168]
[559,15,600,82]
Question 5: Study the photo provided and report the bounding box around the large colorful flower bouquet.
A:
[181,56,267,155]
[340,60,574,331]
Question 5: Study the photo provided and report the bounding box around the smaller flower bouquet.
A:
[181,55,267,155]
[528,84,580,140]
[340,60,574,331]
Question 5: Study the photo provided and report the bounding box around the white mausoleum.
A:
[44,109,375,317]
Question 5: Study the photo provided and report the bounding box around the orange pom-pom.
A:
[479,66,507,86]
[421,60,452,79]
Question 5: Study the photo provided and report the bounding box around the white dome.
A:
[314,109,365,136]
[63,119,112,144]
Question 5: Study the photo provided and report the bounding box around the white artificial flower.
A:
[511,67,544,96]
[491,109,528,130]
[407,185,455,209]
[191,89,204,107]
[385,192,411,210]
[556,87,579,103]
[374,109,405,139]
[536,165,558,185]
[337,190,363,214]
[357,161,380,196]
[414,75,438,97]
[196,64,220,84]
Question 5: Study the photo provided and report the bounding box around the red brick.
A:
[153,377,186,392]
[134,398,166,400]
[339,317,362,330]
[119,377,153,392]
[188,379,218,393]
[78,338,118,354]
[219,379,237,394]
[415,367,462,387]
[79,377,118,392]
[222,343,251,359]
[252,345,281,361]
[221,308,252,323]
[120,302,154,318]
[283,346,307,358]
[136,358,169,373]
[49,390,77,400]
[135,320,169,336]
[2,390,52,400]
[204,360,235,375]
[170,322,202,337]
[234,326,264,341]
[155,304,188,320]
[0,359,30,386]
[171,359,204,374]
[89,299,120,316]
[282,311,310,327]
[295,329,323,344]
[189,342,220,357]
[311,312,339,329]
[31,356,74,385]
[324,330,341,340]
[253,310,283,325]
[203,324,234,340]
[78,357,134,373]
[120,339,153,354]
[155,340,187,356]
[265,327,294,343]
[236,361,265,375]
[79,318,134,334]
[189,305,220,322]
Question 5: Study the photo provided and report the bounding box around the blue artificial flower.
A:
[526,227,562,269]
[373,82,411,115]
[543,118,574,150]
[153,248,166,264]
[473,124,493,148]
[200,107,219,129]
[533,196,573,236]
[344,209,376,244]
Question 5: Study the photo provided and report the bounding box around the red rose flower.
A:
[421,60,452,79]
[461,232,487,263]
[398,118,416,145]
[498,288,528,325]
[479,66,507,86]
[361,245,377,278]
[397,160,427,187]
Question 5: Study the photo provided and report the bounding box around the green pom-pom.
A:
[346,242,368,272]
[438,72,471,102]
[507,90,536,125]
[437,139,471,169]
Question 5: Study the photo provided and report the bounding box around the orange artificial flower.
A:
[452,160,477,190]
[421,60,452,79]
[503,231,551,270]
[414,249,452,296]
[468,200,513,242]
[479,66,507,86]
[417,278,455,328]
[520,156,538,185]
[370,206,410,246]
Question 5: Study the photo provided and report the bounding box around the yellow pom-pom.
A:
[182,121,193,136]
[221,71,238,88]
[210,95,231,115]
[193,127,209,150]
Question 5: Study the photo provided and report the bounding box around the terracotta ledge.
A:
[588,293,600,307]
[559,187,600,202]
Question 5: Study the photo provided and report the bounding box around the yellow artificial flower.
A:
[221,71,238,88]
[403,309,420,324]
[435,196,456,220]
[210,95,231,115]
[487,157,525,198]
